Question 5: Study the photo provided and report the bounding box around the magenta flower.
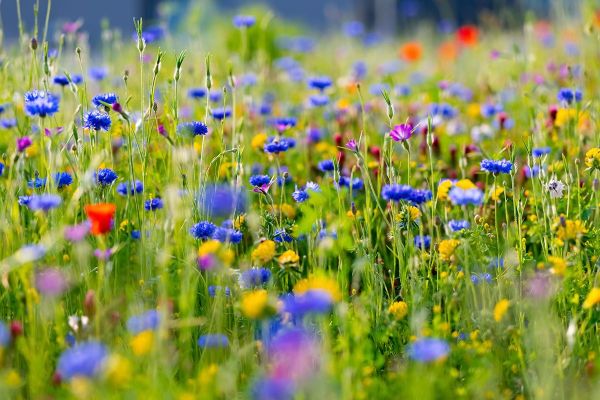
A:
[345,139,357,151]
[17,136,32,152]
[93,249,113,261]
[64,222,90,242]
[389,124,413,142]
[35,268,69,297]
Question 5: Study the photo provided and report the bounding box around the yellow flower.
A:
[294,275,341,302]
[583,288,600,309]
[437,179,453,200]
[70,377,92,399]
[456,179,477,190]
[493,299,510,322]
[198,240,221,256]
[278,250,299,265]
[251,240,276,264]
[491,186,504,201]
[388,301,408,320]
[130,330,154,356]
[25,143,39,158]
[407,206,421,220]
[467,103,481,118]
[3,369,22,388]
[251,133,268,150]
[556,219,587,241]
[548,256,567,276]
[198,364,219,386]
[104,354,131,387]
[585,148,600,170]
[241,289,269,319]
[439,239,460,262]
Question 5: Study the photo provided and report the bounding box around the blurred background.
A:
[0,0,579,46]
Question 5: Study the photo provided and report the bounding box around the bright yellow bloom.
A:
[241,289,269,319]
[583,288,600,309]
[408,206,421,220]
[467,103,481,118]
[198,240,221,256]
[388,301,408,320]
[456,179,477,190]
[278,250,299,265]
[491,186,504,201]
[437,179,453,200]
[493,299,510,322]
[548,256,567,276]
[439,239,460,262]
[585,148,600,169]
[130,330,154,356]
[294,275,341,302]
[252,240,276,264]
[198,364,219,386]
[3,369,22,388]
[104,355,132,387]
[251,133,268,150]
[556,219,587,241]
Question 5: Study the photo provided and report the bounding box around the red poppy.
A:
[85,203,116,235]
[456,25,479,46]
[400,42,423,62]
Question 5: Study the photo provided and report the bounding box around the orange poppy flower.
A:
[85,203,116,235]
[438,40,458,61]
[400,42,422,62]
[456,25,479,46]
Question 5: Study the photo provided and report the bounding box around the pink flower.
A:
[345,139,357,151]
[17,136,32,152]
[389,124,413,141]
[36,268,69,297]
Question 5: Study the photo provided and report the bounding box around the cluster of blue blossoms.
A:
[381,184,432,205]
[480,159,513,174]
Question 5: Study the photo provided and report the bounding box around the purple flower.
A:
[408,338,450,362]
[389,124,413,141]
[64,222,90,242]
[35,268,69,296]
[17,136,32,152]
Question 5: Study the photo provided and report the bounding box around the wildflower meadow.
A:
[0,1,600,399]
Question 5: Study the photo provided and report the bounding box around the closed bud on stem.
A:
[30,38,38,50]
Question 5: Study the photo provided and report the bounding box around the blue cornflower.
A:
[96,168,118,186]
[292,188,309,203]
[414,235,431,250]
[471,273,493,284]
[408,338,450,362]
[24,90,60,117]
[480,103,502,118]
[138,26,165,44]
[408,189,433,205]
[89,67,108,81]
[283,290,334,316]
[92,93,118,107]
[449,187,484,206]
[318,159,335,172]
[54,172,73,188]
[233,15,256,28]
[131,230,141,240]
[307,76,333,91]
[116,180,143,196]
[198,334,229,348]
[480,159,512,174]
[209,90,222,103]
[18,196,32,206]
[208,285,231,297]
[84,110,111,131]
[0,118,17,129]
[188,87,207,99]
[524,165,541,178]
[448,219,470,232]
[144,197,163,211]
[251,378,295,400]
[28,194,62,212]
[557,88,582,104]
[343,20,364,37]
[264,137,292,154]
[249,175,271,187]
[199,184,247,218]
[28,177,47,189]
[53,75,70,86]
[271,117,297,131]
[212,107,232,120]
[126,310,160,334]
[532,147,551,157]
[338,176,364,191]
[273,229,293,243]
[0,322,10,347]
[0,162,4,176]
[240,268,272,288]
[381,184,413,202]
[309,94,329,107]
[177,121,208,136]
[56,341,108,381]
[190,221,217,240]
[212,227,243,244]
[0,104,6,114]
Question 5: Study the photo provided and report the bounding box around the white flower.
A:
[547,178,565,198]
[305,181,321,192]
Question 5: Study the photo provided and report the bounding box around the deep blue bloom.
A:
[480,103,502,118]
[307,76,333,91]
[212,107,232,120]
[408,338,450,362]
[557,88,582,104]
[0,162,4,177]
[471,273,493,284]
[208,285,231,297]
[197,334,229,348]
[273,229,293,243]
[138,26,165,44]
[190,221,216,240]
[199,184,247,218]
[54,172,73,188]
[84,110,111,131]
[116,180,143,196]
[283,290,334,316]
[449,219,470,232]
[264,137,292,154]
[271,117,297,131]
[0,322,10,347]
[212,227,243,244]
[318,159,335,172]
[127,310,160,334]
[28,194,62,211]
[0,103,6,114]
[532,147,551,157]
[131,230,141,240]
[338,176,364,191]
[89,67,108,81]
[28,177,47,189]
[144,197,164,211]
[309,94,329,107]
[209,90,222,103]
[480,159,512,174]
[96,168,118,186]
[177,121,208,136]
[57,341,108,381]
[449,187,484,206]
[524,165,541,178]
[53,75,70,86]
[249,175,271,187]
[414,235,431,250]
[408,189,432,205]
[0,118,17,129]
[292,188,308,203]
[429,103,456,119]
[18,196,32,206]
[240,268,272,288]
[92,93,118,107]
[188,87,207,99]
[233,15,256,28]
[381,184,413,202]
[251,377,295,400]
[24,90,60,117]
